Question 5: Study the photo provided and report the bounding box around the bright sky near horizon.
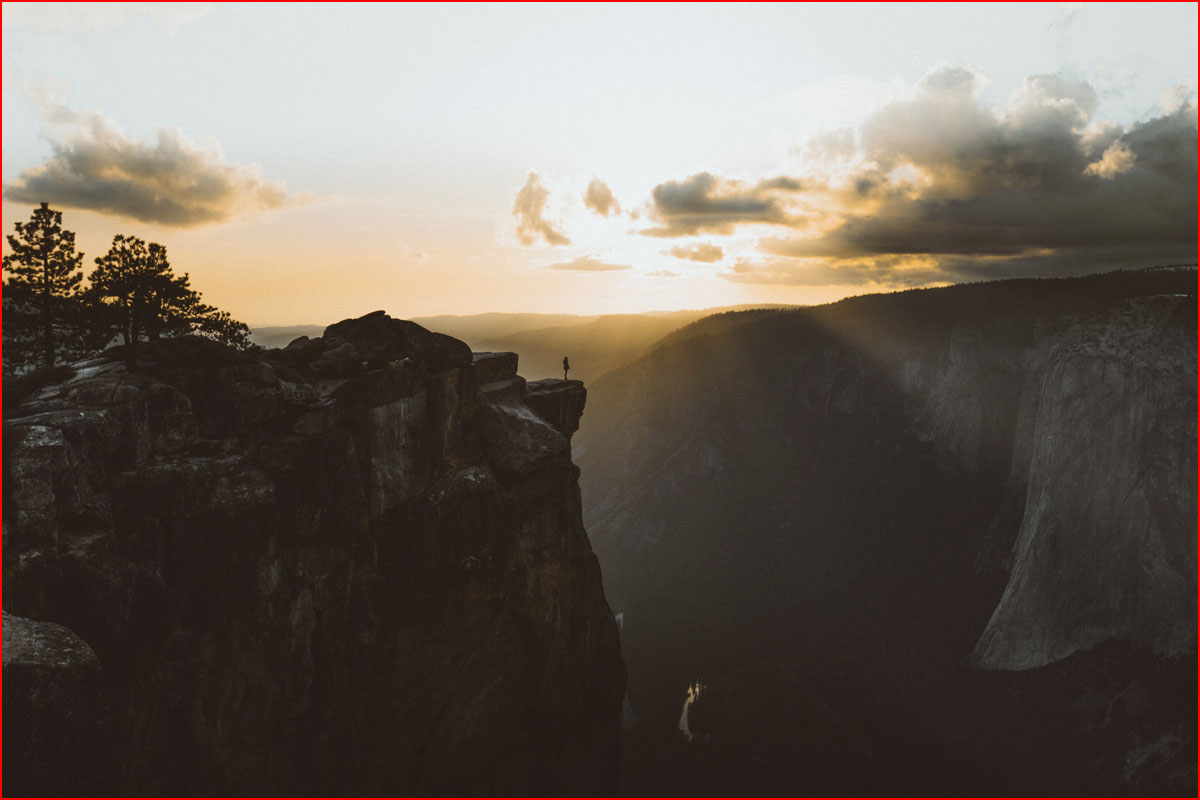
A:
[2,2,1196,325]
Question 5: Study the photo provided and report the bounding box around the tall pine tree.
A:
[3,203,92,373]
[87,235,250,350]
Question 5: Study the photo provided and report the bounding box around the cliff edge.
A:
[2,311,625,795]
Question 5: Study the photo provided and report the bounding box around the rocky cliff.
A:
[2,311,625,796]
[974,294,1196,669]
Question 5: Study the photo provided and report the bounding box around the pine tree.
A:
[2,202,89,373]
[194,308,251,349]
[87,235,251,350]
[87,235,163,346]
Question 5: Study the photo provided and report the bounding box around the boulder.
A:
[323,310,472,371]
[311,341,362,378]
[473,351,520,384]
[2,613,114,796]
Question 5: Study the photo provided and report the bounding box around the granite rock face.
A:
[526,379,587,439]
[2,313,624,796]
[974,295,1197,668]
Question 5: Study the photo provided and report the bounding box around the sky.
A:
[2,2,1196,325]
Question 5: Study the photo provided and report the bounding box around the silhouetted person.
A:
[563,356,570,380]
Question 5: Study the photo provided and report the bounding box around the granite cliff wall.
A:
[884,293,1196,668]
[972,295,1196,668]
[2,311,625,795]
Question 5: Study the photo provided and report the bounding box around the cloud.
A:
[640,65,1197,285]
[721,256,949,287]
[802,127,857,162]
[547,255,630,271]
[3,99,301,227]
[513,172,571,246]
[646,269,680,277]
[791,69,1194,258]
[1084,140,1136,179]
[666,242,725,263]
[640,172,806,237]
[583,178,621,217]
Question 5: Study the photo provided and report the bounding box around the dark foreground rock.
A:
[2,313,625,796]
[2,612,114,797]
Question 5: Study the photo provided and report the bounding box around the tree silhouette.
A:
[2,203,96,373]
[194,309,251,349]
[87,235,163,346]
[87,235,250,350]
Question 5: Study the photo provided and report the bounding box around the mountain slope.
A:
[576,268,1197,795]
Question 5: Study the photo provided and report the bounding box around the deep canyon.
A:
[4,268,1195,795]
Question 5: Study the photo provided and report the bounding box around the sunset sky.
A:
[2,2,1196,325]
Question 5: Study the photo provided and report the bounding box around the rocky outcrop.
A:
[2,612,113,797]
[526,379,587,439]
[2,313,624,796]
[974,295,1197,669]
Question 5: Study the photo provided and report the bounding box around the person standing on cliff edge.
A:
[563,356,570,380]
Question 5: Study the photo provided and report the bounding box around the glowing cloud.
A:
[583,178,621,217]
[547,255,630,271]
[513,172,571,246]
[666,243,724,263]
[1085,141,1136,179]
[638,66,1197,286]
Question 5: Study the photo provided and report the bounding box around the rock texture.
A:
[3,612,113,797]
[2,313,624,796]
[526,379,587,439]
[974,295,1197,668]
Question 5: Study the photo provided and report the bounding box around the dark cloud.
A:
[3,101,299,227]
[547,255,630,271]
[583,178,621,217]
[645,66,1196,285]
[735,244,1198,289]
[934,243,1200,282]
[640,172,806,237]
[721,256,949,287]
[513,172,571,246]
[787,88,1194,260]
[666,242,724,263]
[856,69,1103,199]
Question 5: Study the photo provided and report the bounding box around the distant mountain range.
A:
[249,305,797,382]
